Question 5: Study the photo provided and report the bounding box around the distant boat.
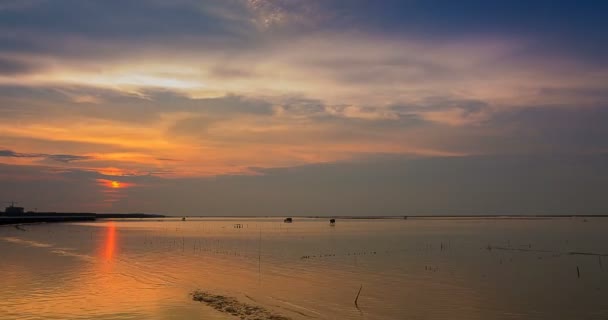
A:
[182,217,186,221]
[330,218,336,225]
[284,217,293,223]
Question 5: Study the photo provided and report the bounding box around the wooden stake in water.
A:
[577,266,580,278]
[354,285,363,309]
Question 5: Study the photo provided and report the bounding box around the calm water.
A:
[1,218,607,320]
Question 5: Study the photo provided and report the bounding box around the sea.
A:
[1,217,607,319]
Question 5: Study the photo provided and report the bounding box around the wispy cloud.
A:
[0,1,607,213]
[0,149,91,162]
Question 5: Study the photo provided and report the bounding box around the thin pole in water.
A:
[577,266,581,278]
[354,284,363,309]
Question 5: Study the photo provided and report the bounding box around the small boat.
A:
[330,218,336,225]
[284,217,293,223]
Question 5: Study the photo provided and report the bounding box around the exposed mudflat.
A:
[191,290,291,320]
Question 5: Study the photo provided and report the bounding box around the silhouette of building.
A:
[4,203,25,215]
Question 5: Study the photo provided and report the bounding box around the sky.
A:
[1,0,607,215]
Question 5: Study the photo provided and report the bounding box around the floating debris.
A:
[191,290,290,320]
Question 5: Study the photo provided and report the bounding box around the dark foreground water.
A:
[1,217,607,320]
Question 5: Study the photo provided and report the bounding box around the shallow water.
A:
[1,217,607,319]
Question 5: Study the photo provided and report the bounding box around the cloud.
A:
[3,83,608,180]
[418,107,490,126]
[45,154,92,163]
[4,153,607,215]
[0,57,41,75]
[0,149,34,157]
[0,0,607,214]
[245,0,329,29]
[0,162,160,211]
[0,1,251,45]
[0,149,92,163]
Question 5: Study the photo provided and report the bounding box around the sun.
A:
[97,179,134,190]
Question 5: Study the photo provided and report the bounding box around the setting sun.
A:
[97,179,134,190]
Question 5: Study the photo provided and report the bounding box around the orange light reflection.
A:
[104,223,116,261]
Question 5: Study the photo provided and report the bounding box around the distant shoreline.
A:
[0,213,165,225]
[2,213,606,226]
[169,214,608,219]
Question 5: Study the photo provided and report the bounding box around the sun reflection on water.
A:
[104,223,117,262]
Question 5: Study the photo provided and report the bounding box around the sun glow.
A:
[97,179,134,189]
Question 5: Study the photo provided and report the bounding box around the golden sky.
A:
[1,1,607,214]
